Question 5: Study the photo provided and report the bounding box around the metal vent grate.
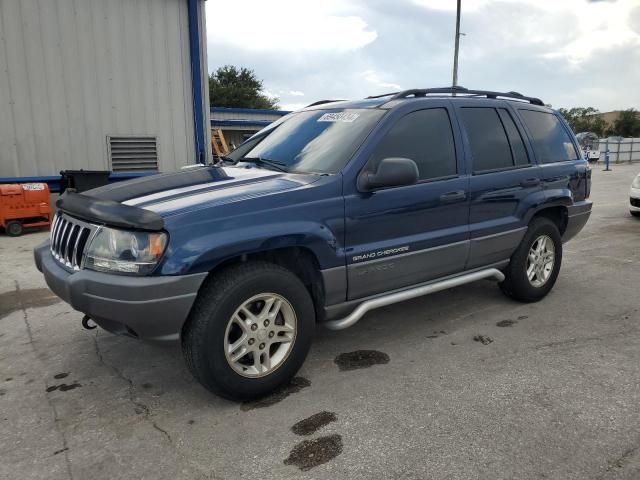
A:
[108,136,159,172]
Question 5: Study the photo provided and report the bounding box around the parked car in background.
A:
[631,172,640,217]
[35,87,592,400]
[576,132,600,163]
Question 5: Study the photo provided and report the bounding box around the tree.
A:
[557,107,607,137]
[209,66,279,109]
[608,109,640,137]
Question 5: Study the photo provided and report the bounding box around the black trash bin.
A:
[60,170,111,193]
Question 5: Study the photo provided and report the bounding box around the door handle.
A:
[520,178,541,187]
[439,190,466,203]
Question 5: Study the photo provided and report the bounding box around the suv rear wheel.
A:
[500,217,562,302]
[182,261,315,400]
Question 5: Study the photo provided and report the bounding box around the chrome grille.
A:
[50,214,96,271]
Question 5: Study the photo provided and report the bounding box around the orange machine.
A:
[0,183,52,236]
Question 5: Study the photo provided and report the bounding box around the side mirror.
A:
[359,157,419,191]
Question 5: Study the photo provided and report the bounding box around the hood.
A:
[56,166,321,231]
[109,166,319,217]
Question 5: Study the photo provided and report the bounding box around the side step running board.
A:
[324,268,505,331]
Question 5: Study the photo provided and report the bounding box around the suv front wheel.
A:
[182,262,315,400]
[500,217,563,302]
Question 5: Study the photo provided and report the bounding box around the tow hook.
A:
[81,315,97,330]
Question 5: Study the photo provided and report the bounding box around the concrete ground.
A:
[1,164,639,480]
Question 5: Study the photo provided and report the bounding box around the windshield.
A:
[227,109,385,174]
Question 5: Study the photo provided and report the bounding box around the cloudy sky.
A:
[206,0,640,112]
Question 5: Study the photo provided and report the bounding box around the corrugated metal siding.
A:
[0,0,203,177]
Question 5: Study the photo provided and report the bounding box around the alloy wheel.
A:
[526,234,555,287]
[223,293,296,378]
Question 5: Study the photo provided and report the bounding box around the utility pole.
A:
[452,0,462,89]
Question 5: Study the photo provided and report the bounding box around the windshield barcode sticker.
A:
[317,112,360,123]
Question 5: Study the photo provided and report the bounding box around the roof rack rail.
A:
[387,86,544,106]
[365,92,400,99]
[305,99,345,107]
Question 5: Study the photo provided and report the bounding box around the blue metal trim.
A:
[0,175,61,182]
[188,0,206,164]
[211,107,291,116]
[211,119,272,127]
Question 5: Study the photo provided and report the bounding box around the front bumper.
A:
[630,187,640,212]
[562,200,593,243]
[34,242,207,342]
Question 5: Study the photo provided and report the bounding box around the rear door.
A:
[344,103,470,300]
[516,108,587,202]
[454,102,543,269]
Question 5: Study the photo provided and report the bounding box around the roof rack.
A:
[305,99,345,107]
[385,86,544,106]
[365,92,400,99]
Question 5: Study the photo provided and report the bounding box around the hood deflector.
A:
[56,192,165,231]
[55,166,230,231]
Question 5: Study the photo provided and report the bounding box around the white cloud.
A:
[360,70,402,91]
[206,0,640,111]
[206,0,377,52]
[289,90,305,96]
[415,0,640,63]
[413,0,491,12]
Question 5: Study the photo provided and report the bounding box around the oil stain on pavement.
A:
[496,319,516,327]
[334,350,390,371]
[0,287,61,319]
[240,376,310,411]
[291,411,337,436]
[473,335,494,345]
[284,434,343,471]
[46,383,81,393]
[426,330,447,339]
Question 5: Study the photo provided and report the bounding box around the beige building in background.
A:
[600,111,623,130]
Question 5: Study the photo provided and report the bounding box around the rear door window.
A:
[518,110,578,163]
[369,108,457,180]
[459,108,514,172]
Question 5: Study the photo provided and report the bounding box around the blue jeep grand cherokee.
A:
[35,87,592,399]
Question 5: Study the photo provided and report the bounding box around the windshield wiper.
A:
[238,156,289,172]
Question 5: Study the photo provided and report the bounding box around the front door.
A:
[344,104,470,300]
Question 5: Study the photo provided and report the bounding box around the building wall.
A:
[221,130,258,150]
[210,107,290,150]
[0,0,208,178]
[211,107,291,123]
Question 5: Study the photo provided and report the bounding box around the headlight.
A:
[84,227,167,275]
[632,175,640,189]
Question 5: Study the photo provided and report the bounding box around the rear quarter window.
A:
[519,110,578,163]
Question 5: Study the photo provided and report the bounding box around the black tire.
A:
[500,217,562,302]
[182,261,315,400]
[6,221,23,237]
[631,211,640,218]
